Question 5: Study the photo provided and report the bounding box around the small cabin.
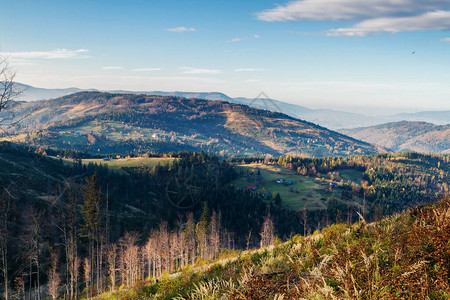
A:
[329,182,338,190]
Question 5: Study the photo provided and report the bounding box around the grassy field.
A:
[233,164,364,210]
[339,169,364,183]
[232,164,328,210]
[62,156,177,174]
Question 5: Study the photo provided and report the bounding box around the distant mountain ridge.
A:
[340,121,450,154]
[5,91,378,157]
[15,83,87,101]
[390,111,450,125]
[13,83,449,129]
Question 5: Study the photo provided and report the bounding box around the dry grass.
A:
[98,198,450,299]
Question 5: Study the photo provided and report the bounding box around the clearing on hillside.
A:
[62,156,177,174]
[233,163,364,210]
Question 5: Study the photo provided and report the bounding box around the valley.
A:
[3,0,450,297]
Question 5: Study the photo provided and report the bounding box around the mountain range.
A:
[14,83,449,130]
[340,121,450,154]
[5,91,378,157]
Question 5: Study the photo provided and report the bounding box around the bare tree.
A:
[47,253,61,300]
[260,213,275,248]
[300,206,308,236]
[0,188,12,300]
[13,276,25,300]
[107,244,117,292]
[208,210,221,259]
[83,258,91,299]
[246,229,252,251]
[119,232,140,287]
[22,206,44,300]
[52,179,80,300]
[0,55,23,126]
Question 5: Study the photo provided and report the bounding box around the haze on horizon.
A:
[1,0,450,115]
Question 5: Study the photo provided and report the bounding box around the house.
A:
[276,178,284,184]
[329,182,338,191]
[246,186,257,191]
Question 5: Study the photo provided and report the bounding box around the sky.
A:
[1,0,450,115]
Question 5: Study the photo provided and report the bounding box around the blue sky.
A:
[1,0,450,114]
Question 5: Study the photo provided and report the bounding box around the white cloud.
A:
[257,0,450,22]
[180,67,222,74]
[102,66,122,70]
[245,79,261,82]
[227,35,261,43]
[227,37,245,43]
[167,27,196,33]
[1,48,89,60]
[440,37,450,42]
[256,0,450,36]
[132,68,161,72]
[234,68,265,72]
[326,10,450,36]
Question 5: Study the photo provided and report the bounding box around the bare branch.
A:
[0,55,28,131]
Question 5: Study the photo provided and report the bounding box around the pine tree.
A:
[196,203,209,259]
[81,174,103,296]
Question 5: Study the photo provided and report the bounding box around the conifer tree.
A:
[81,174,103,295]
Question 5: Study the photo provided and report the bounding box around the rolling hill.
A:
[13,83,450,129]
[340,121,450,153]
[4,92,378,157]
[391,110,450,125]
[13,83,379,129]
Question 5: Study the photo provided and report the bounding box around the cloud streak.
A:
[167,27,196,33]
[327,10,450,36]
[257,0,450,21]
[1,48,89,60]
[256,0,450,36]
[226,34,262,43]
[227,37,245,43]
[180,67,222,74]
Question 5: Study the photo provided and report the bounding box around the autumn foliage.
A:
[109,198,449,299]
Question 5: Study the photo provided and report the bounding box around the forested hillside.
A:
[340,121,450,154]
[0,142,448,299]
[3,92,378,157]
